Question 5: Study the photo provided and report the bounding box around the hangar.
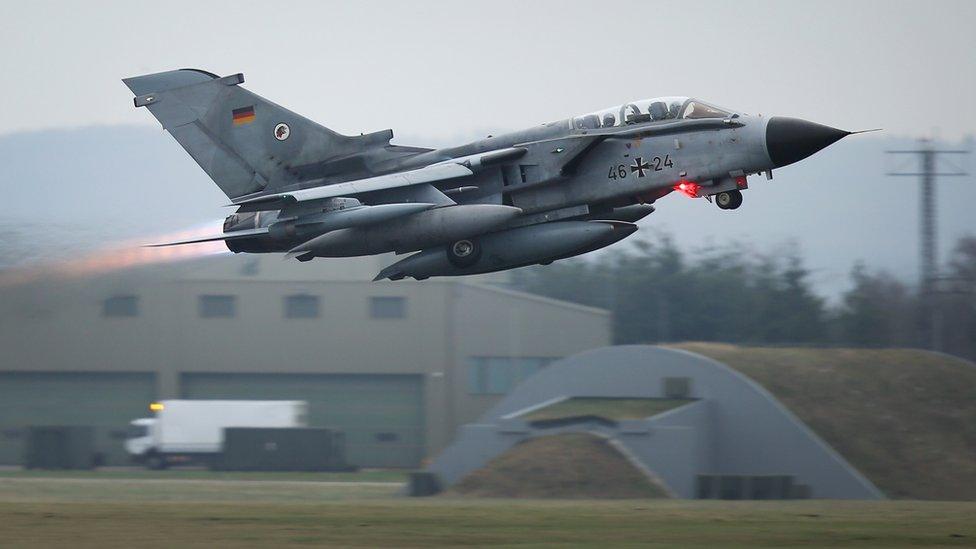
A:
[428,345,884,499]
[0,253,609,467]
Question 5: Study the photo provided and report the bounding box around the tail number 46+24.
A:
[608,155,673,180]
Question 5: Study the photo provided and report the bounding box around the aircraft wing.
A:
[232,162,473,211]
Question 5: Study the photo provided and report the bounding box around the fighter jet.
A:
[124,69,858,280]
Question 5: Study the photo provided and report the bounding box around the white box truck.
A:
[124,400,307,469]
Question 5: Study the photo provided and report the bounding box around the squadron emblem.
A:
[274,123,290,141]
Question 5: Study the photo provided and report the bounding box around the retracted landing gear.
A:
[715,190,743,210]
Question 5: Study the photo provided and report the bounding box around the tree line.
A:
[512,234,976,361]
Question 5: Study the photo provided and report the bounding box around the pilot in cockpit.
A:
[602,113,616,128]
[648,101,669,121]
[668,101,682,119]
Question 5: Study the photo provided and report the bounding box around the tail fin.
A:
[123,69,379,199]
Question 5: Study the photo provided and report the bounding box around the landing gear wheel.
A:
[716,190,743,210]
[447,238,482,268]
[729,189,743,209]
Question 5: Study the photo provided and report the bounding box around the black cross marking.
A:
[631,157,649,177]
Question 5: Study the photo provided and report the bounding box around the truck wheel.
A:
[447,239,482,268]
[146,452,167,470]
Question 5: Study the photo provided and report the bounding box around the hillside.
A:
[449,433,669,499]
[675,343,976,500]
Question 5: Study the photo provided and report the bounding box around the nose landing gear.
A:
[715,190,743,210]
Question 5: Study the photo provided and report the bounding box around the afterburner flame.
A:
[0,221,230,287]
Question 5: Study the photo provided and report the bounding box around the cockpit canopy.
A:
[571,97,734,130]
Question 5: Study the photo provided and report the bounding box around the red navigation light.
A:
[673,180,700,198]
[735,176,748,188]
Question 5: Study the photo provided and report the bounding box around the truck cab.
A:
[124,417,157,465]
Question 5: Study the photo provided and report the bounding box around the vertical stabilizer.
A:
[123,69,363,199]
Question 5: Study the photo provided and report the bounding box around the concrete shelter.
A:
[429,345,883,499]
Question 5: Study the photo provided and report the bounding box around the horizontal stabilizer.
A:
[145,227,269,247]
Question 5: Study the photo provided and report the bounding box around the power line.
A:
[886,139,969,351]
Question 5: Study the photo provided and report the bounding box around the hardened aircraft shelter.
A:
[428,345,883,499]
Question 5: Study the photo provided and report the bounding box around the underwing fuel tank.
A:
[374,220,638,280]
[289,204,521,258]
[267,202,438,241]
[224,202,437,253]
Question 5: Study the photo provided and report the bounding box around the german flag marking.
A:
[232,106,255,125]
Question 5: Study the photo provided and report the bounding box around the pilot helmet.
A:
[668,102,682,118]
[649,102,668,120]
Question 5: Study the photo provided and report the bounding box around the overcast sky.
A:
[1,0,974,140]
[1,0,973,299]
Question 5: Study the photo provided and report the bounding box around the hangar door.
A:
[181,373,425,468]
[0,372,156,465]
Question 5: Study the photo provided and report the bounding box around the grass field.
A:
[0,468,407,483]
[1,475,975,547]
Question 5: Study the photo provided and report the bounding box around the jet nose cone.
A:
[766,117,850,168]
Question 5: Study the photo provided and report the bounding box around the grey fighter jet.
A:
[124,69,858,280]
